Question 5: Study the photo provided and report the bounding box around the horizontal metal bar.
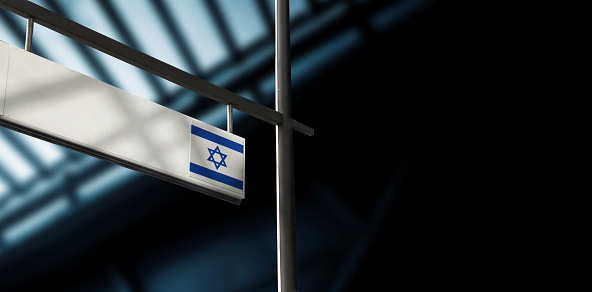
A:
[293,119,314,136]
[0,0,314,136]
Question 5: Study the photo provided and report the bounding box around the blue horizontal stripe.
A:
[191,125,244,153]
[190,163,243,190]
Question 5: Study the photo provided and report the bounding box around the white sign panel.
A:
[0,41,244,203]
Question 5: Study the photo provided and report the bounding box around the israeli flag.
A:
[189,120,245,195]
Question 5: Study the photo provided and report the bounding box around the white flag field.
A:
[189,121,245,194]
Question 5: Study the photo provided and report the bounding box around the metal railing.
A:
[0,0,313,137]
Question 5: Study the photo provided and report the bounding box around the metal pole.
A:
[227,104,233,133]
[275,1,298,291]
[25,17,34,52]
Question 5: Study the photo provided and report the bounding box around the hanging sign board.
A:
[0,41,245,204]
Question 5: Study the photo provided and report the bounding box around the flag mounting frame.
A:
[0,0,306,290]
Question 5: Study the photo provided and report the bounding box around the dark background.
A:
[0,1,493,291]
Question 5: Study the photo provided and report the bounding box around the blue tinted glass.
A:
[168,0,229,72]
[0,12,22,47]
[0,132,36,184]
[265,0,310,20]
[0,178,8,199]
[14,133,64,169]
[111,0,189,93]
[3,196,70,245]
[217,0,266,49]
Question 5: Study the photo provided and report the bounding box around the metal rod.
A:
[275,1,298,291]
[25,17,33,52]
[227,104,233,133]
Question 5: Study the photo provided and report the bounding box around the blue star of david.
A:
[207,146,227,170]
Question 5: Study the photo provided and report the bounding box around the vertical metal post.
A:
[275,1,298,292]
[25,17,34,52]
[227,104,233,133]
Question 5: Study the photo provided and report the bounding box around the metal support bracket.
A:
[227,104,233,133]
[25,17,34,52]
